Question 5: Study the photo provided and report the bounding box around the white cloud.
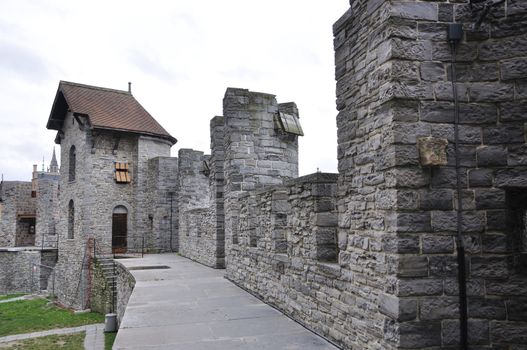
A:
[0,0,349,180]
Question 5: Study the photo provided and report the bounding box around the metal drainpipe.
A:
[448,22,468,350]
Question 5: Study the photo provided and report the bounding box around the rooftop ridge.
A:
[59,80,131,96]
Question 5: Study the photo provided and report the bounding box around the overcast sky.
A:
[0,0,349,181]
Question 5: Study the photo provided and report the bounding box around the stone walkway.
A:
[0,323,105,349]
[114,254,338,350]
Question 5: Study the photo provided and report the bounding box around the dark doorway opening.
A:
[112,206,128,254]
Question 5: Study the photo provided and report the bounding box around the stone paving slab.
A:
[113,254,338,350]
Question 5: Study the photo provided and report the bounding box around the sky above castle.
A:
[0,0,349,181]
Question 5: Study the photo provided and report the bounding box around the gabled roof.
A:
[46,81,177,144]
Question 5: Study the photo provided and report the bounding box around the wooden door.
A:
[112,213,127,254]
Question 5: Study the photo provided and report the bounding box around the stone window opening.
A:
[69,146,76,182]
[316,228,339,263]
[232,217,239,245]
[67,200,74,239]
[115,162,131,183]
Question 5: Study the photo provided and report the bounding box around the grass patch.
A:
[0,294,25,301]
[0,298,104,337]
[104,332,117,350]
[0,332,85,349]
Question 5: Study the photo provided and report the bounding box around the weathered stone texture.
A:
[226,173,344,345]
[0,181,36,247]
[0,249,42,293]
[177,148,218,267]
[333,0,527,348]
[115,261,135,326]
[35,174,60,248]
[53,111,175,308]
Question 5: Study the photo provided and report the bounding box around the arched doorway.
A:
[112,206,128,254]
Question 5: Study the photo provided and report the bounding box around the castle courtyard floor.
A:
[113,254,338,349]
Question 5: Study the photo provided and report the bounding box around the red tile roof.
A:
[47,81,176,144]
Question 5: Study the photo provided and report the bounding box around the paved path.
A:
[0,323,105,350]
[114,254,338,350]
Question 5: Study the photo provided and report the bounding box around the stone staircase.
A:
[97,257,117,312]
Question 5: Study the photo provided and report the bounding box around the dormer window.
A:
[115,162,131,183]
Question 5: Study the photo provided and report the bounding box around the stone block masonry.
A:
[178,89,301,269]
[177,148,218,267]
[0,181,36,247]
[332,0,527,348]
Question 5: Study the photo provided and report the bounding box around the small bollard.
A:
[104,313,117,332]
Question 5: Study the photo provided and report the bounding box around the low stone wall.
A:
[0,249,41,294]
[90,261,113,315]
[116,260,135,326]
[226,173,344,346]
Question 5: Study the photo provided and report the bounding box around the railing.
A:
[71,238,93,310]
[93,235,146,261]
[30,263,56,297]
[40,235,59,250]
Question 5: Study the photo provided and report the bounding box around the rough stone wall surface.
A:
[134,136,172,252]
[178,149,217,266]
[226,173,343,344]
[35,175,60,248]
[0,181,35,247]
[334,0,527,348]
[0,249,41,294]
[146,156,178,252]
[116,260,135,326]
[223,88,300,276]
[210,116,226,268]
[90,261,113,315]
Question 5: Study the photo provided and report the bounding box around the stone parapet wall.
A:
[334,0,527,348]
[0,249,42,294]
[226,173,343,345]
[116,260,136,326]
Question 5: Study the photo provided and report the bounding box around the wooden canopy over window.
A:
[115,162,131,183]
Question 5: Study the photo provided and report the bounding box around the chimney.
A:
[128,82,132,94]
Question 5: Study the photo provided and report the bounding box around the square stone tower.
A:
[334,0,527,348]
[46,81,177,308]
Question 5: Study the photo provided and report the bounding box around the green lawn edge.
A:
[0,297,104,337]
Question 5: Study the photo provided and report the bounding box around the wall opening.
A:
[506,188,527,273]
[68,200,74,239]
[112,205,128,253]
[69,146,76,182]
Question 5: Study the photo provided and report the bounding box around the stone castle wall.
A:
[35,174,60,248]
[177,88,301,268]
[0,181,35,247]
[333,0,527,348]
[177,148,217,266]
[223,88,300,276]
[0,249,41,294]
[146,156,178,252]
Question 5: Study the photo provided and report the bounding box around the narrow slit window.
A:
[276,112,304,136]
[115,162,131,183]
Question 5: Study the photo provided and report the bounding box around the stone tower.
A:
[46,81,177,308]
[334,0,527,348]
